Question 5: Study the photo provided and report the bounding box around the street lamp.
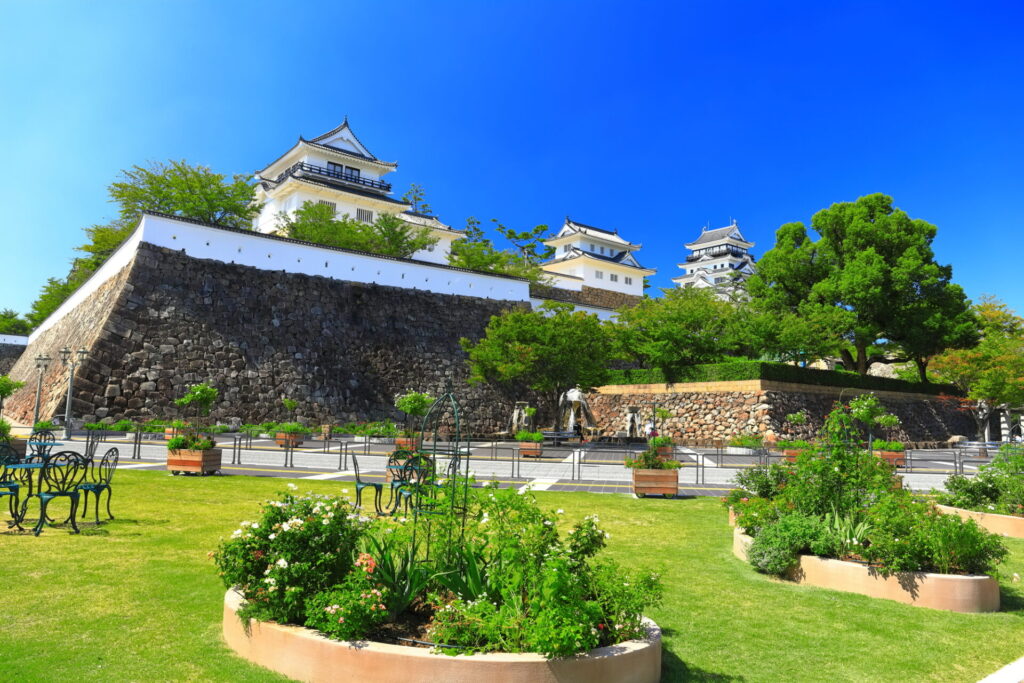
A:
[60,346,88,440]
[32,354,52,427]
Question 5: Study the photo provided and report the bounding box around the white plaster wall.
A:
[529,298,616,321]
[586,265,644,296]
[0,334,28,346]
[32,214,531,342]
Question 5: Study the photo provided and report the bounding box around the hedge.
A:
[604,361,959,396]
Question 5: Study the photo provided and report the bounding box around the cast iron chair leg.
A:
[34,498,49,536]
[373,485,383,515]
[81,490,89,519]
[69,495,80,534]
[105,488,113,520]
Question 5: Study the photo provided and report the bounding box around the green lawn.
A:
[3,471,1024,681]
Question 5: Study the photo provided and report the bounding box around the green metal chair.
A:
[351,454,382,513]
[0,443,22,529]
[24,451,89,536]
[78,447,118,523]
[27,430,56,460]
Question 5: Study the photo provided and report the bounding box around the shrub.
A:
[647,435,674,448]
[731,464,791,500]
[937,445,1024,516]
[33,420,56,431]
[166,435,214,451]
[0,418,10,443]
[728,434,763,449]
[872,439,905,452]
[304,555,390,641]
[604,361,958,395]
[215,488,370,624]
[275,422,307,435]
[515,430,544,443]
[747,514,826,575]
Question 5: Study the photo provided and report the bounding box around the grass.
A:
[3,471,1024,681]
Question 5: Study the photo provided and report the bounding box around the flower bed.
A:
[936,504,1024,539]
[724,400,1009,608]
[222,589,662,683]
[731,528,999,613]
[213,482,663,667]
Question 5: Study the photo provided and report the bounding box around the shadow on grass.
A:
[999,585,1024,614]
[662,629,745,682]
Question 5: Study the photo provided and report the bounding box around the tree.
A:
[278,202,437,258]
[490,219,554,265]
[401,183,432,216]
[747,193,976,376]
[931,297,1024,439]
[447,217,550,282]
[26,160,257,329]
[461,301,614,418]
[0,309,30,336]
[613,287,744,381]
[0,375,26,422]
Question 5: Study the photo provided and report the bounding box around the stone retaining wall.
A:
[0,343,24,375]
[588,382,972,442]
[5,243,528,432]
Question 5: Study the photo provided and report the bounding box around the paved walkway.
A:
[75,435,961,498]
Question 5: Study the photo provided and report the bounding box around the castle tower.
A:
[671,220,756,296]
[540,217,655,296]
[252,119,463,264]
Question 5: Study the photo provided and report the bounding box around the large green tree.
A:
[613,287,747,381]
[931,297,1024,439]
[278,202,437,258]
[26,160,257,328]
[461,301,614,418]
[747,193,977,377]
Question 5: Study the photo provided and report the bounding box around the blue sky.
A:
[1,1,1022,317]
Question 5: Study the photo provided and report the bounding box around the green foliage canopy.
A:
[747,193,977,377]
[461,301,614,415]
[447,217,550,282]
[0,309,30,335]
[278,202,437,258]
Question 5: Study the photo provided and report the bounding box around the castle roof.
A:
[685,222,753,249]
[546,217,639,250]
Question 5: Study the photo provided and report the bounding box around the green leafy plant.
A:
[394,391,433,437]
[872,439,905,452]
[776,439,812,450]
[785,411,808,425]
[0,418,11,443]
[728,434,763,449]
[515,430,544,443]
[275,422,307,435]
[33,420,56,431]
[166,435,214,451]
[281,398,298,414]
[625,448,682,470]
[648,435,674,449]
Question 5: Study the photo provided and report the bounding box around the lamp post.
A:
[32,354,52,427]
[60,346,88,440]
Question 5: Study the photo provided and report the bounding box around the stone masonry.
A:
[0,343,23,375]
[588,382,974,443]
[5,243,528,433]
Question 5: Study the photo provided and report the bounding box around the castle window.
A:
[609,273,618,282]
[625,277,633,285]
[326,162,344,176]
[563,245,569,253]
[346,166,361,179]
[317,200,337,213]
[595,270,604,279]
[589,243,595,251]
[599,246,605,254]
[356,208,374,223]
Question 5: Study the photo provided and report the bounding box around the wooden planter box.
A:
[167,448,222,475]
[395,436,419,450]
[783,449,804,463]
[519,442,543,458]
[655,446,674,459]
[873,450,906,468]
[632,469,678,498]
[275,433,304,448]
[164,427,179,440]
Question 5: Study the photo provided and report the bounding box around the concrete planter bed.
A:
[731,528,999,613]
[936,504,1024,538]
[223,589,662,683]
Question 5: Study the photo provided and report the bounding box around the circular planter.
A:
[731,528,999,613]
[222,589,661,683]
[936,504,1024,538]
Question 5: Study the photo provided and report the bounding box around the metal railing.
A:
[275,161,391,192]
